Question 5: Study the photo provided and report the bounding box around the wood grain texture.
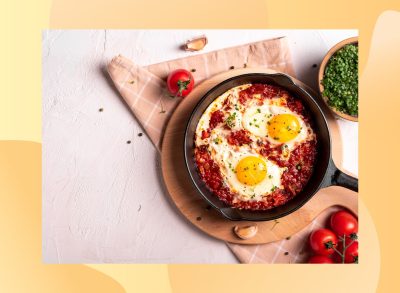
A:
[161,68,357,244]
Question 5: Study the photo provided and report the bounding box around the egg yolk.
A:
[268,114,301,143]
[235,156,267,186]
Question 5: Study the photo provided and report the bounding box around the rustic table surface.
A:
[42,29,358,263]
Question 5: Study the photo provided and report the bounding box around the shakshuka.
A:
[194,83,317,210]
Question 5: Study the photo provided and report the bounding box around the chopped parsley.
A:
[322,44,358,116]
[225,112,236,128]
[257,108,261,113]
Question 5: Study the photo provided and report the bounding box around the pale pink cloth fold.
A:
[107,37,337,263]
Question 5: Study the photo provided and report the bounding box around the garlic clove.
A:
[183,35,208,51]
[233,225,258,240]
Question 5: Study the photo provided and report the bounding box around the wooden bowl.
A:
[318,37,358,122]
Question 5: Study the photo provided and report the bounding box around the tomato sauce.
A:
[209,110,224,129]
[227,130,252,146]
[194,84,317,210]
[239,83,287,104]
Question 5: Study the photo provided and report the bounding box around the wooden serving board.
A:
[161,68,357,244]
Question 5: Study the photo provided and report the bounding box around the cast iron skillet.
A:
[184,73,358,221]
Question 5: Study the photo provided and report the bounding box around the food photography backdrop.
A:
[2,0,400,292]
[42,29,358,263]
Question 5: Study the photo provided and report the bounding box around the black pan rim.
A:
[183,72,331,221]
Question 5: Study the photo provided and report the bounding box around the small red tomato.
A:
[309,228,338,256]
[167,69,194,98]
[344,241,358,263]
[330,210,358,238]
[334,241,358,263]
[308,255,334,264]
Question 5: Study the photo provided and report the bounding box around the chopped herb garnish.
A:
[225,112,236,128]
[257,108,261,113]
[322,44,358,116]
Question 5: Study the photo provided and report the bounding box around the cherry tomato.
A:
[330,210,358,238]
[334,240,358,263]
[167,69,194,98]
[345,241,358,263]
[308,255,334,264]
[309,228,338,256]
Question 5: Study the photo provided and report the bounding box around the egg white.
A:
[209,134,284,201]
[242,100,311,150]
[195,84,250,146]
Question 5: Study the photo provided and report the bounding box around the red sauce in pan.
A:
[194,84,317,210]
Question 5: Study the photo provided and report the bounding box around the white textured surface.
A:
[42,30,358,263]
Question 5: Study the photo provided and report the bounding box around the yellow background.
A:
[1,0,399,292]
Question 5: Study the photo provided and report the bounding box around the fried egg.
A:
[210,135,284,201]
[242,101,310,150]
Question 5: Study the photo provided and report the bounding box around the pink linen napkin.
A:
[107,37,338,263]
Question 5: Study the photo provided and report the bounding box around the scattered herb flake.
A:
[225,112,236,128]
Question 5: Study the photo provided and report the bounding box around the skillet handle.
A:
[324,159,358,192]
[331,168,358,192]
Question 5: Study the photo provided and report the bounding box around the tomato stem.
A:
[342,234,346,264]
[338,235,355,263]
[332,246,343,257]
[175,79,191,98]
